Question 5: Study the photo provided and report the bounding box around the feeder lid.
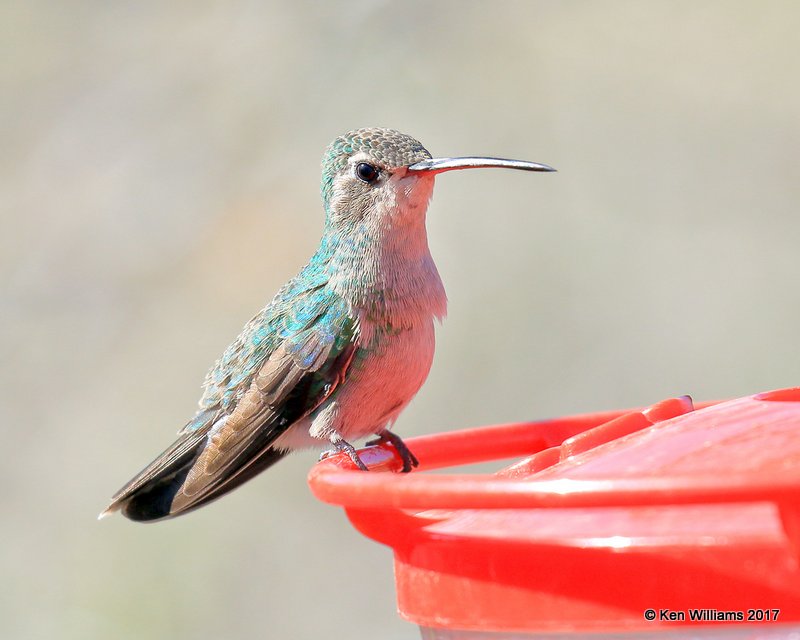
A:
[309,389,800,633]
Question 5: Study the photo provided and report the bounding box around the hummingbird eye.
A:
[355,162,380,184]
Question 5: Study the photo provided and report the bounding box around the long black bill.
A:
[407,157,556,174]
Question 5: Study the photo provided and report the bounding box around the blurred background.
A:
[3,1,800,638]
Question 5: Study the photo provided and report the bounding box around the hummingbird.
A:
[101,127,554,522]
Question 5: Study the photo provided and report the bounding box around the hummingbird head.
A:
[316,128,554,318]
[320,127,555,232]
[320,128,435,230]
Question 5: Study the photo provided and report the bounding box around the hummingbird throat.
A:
[326,202,446,330]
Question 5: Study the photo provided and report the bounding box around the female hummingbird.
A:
[101,127,554,522]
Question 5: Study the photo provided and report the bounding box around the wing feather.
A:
[104,281,359,521]
[173,330,354,510]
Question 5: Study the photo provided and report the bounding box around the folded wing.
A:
[102,284,357,521]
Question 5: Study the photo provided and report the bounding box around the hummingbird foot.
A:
[320,436,369,471]
[366,429,419,473]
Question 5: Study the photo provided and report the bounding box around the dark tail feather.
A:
[118,446,288,522]
[120,463,194,522]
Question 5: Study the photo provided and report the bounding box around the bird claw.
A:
[320,431,418,473]
[366,429,419,473]
[321,438,369,471]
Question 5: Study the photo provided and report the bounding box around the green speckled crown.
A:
[321,128,432,207]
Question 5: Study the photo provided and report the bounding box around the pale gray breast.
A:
[329,317,438,440]
[273,317,438,450]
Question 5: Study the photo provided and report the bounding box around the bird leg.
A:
[366,428,419,473]
[319,435,369,471]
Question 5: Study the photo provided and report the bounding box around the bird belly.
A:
[274,319,437,450]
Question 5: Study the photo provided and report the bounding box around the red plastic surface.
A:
[308,389,800,633]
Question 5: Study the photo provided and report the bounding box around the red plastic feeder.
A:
[308,389,800,638]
